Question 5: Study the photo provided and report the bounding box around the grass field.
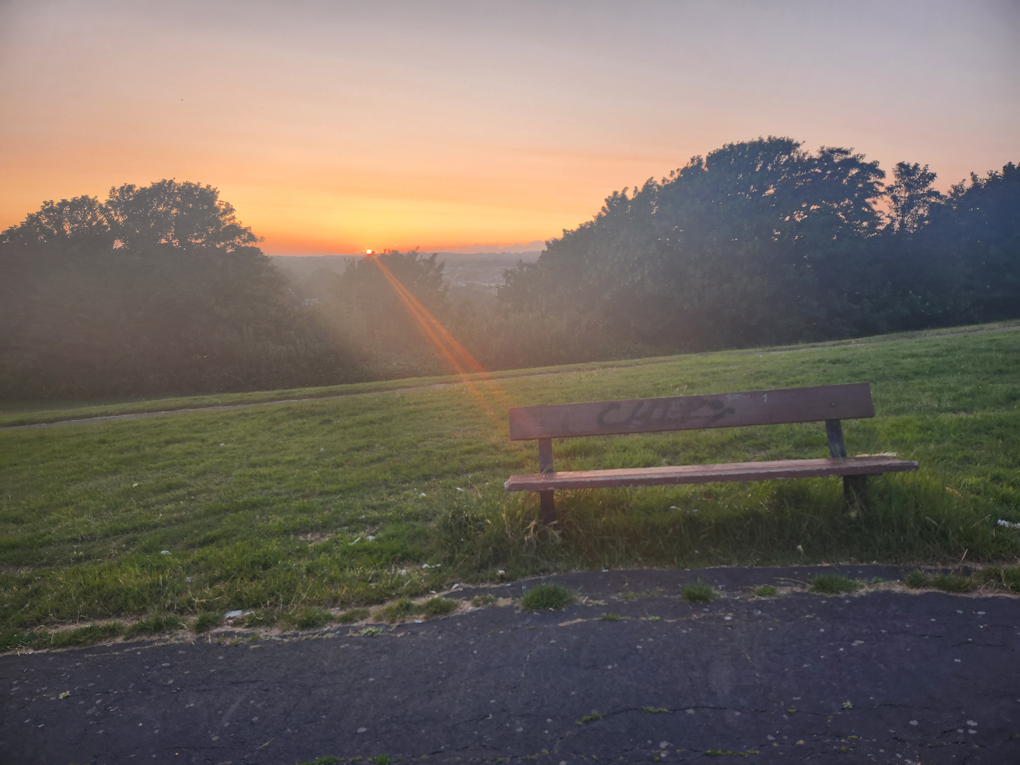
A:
[2,322,1019,648]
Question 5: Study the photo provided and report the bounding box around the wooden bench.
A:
[504,382,918,524]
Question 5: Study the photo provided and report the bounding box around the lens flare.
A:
[369,255,517,429]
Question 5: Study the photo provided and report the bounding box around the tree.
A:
[0,180,360,398]
[499,137,888,352]
[323,250,450,375]
[887,162,941,233]
[928,162,1020,321]
[104,180,260,252]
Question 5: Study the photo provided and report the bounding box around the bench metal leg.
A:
[844,475,869,509]
[538,438,556,524]
[539,491,556,525]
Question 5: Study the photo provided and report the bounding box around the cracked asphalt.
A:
[2,565,1019,764]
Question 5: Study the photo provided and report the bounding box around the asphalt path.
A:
[2,565,1018,764]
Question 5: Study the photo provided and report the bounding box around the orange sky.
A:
[1,1,1018,255]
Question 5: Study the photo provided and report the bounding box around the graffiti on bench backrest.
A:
[595,397,735,430]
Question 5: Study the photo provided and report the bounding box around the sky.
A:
[1,0,1018,255]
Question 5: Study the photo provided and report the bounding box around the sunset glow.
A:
[1,1,1017,254]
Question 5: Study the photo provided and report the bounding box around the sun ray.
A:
[368,255,519,430]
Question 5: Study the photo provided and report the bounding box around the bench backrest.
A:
[508,383,874,441]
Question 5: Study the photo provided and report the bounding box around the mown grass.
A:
[1,323,1019,645]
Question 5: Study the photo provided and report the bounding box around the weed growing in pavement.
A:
[369,756,392,765]
[643,706,670,713]
[705,750,759,758]
[472,594,497,607]
[681,581,715,603]
[600,612,623,621]
[810,574,859,594]
[620,589,660,601]
[520,583,574,611]
[575,711,606,725]
[360,627,383,637]
[752,585,777,598]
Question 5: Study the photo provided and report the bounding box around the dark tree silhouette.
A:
[887,162,941,233]
[0,181,360,398]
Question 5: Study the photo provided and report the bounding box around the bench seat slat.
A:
[505,456,918,492]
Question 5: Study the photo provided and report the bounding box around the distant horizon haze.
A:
[1,0,1017,255]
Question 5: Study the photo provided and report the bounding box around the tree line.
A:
[2,138,1017,400]
[489,138,1019,362]
[0,181,360,399]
